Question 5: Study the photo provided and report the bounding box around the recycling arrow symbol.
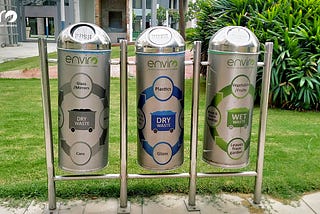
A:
[207,79,255,159]
[137,76,184,164]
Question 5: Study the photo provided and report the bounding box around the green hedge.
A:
[188,0,320,110]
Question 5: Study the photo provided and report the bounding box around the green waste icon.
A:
[227,108,249,129]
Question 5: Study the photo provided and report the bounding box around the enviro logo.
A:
[147,59,178,69]
[0,10,17,26]
[227,57,256,67]
[65,55,98,66]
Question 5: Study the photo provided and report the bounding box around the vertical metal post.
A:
[38,38,56,210]
[186,41,201,212]
[142,0,146,30]
[151,0,157,26]
[118,40,130,214]
[254,42,273,204]
[73,0,80,23]
[60,0,65,30]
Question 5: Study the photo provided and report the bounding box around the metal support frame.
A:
[254,42,274,204]
[39,38,273,213]
[118,40,131,214]
[38,38,56,211]
[185,41,201,212]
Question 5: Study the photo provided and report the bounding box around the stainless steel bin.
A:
[203,26,260,168]
[57,23,111,172]
[136,26,185,171]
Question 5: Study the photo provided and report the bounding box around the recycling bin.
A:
[203,26,260,168]
[136,26,185,171]
[57,23,111,172]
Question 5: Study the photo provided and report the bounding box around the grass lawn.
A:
[0,78,319,202]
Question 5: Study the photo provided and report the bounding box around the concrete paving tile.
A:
[0,206,25,214]
[84,198,118,214]
[252,196,315,214]
[196,194,250,214]
[24,200,46,214]
[58,200,86,214]
[129,201,143,214]
[0,200,31,214]
[142,194,194,214]
[302,192,320,213]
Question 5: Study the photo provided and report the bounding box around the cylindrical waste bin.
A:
[57,23,111,172]
[203,26,260,168]
[136,26,185,171]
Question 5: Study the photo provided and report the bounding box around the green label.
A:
[227,108,249,128]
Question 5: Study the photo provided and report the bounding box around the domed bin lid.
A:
[136,26,185,53]
[209,26,259,53]
[58,23,111,50]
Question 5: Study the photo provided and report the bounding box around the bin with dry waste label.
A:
[136,26,185,171]
[57,23,111,172]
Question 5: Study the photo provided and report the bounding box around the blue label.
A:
[151,111,176,132]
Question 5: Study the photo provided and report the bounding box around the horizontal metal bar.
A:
[197,171,257,178]
[128,173,190,179]
[53,170,257,182]
[128,171,257,179]
[199,61,265,67]
[48,59,265,68]
[48,59,264,67]
[48,58,57,63]
[111,60,120,65]
[54,174,120,181]
[201,61,209,66]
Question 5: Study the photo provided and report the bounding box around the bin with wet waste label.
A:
[203,26,260,168]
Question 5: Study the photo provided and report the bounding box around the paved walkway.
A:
[1,42,320,214]
[0,192,320,214]
[0,42,57,63]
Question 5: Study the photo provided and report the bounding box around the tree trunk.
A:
[179,0,185,40]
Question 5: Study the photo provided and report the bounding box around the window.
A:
[109,11,123,30]
[133,0,152,9]
[25,17,55,37]
[133,0,142,9]
[23,0,57,6]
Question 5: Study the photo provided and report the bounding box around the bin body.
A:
[57,23,111,172]
[203,26,259,168]
[136,26,185,171]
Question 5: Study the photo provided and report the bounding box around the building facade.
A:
[0,0,18,46]
[0,0,188,44]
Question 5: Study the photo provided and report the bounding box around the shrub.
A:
[157,6,167,25]
[188,0,320,110]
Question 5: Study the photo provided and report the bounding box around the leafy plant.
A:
[168,9,180,23]
[188,0,320,110]
[157,6,167,25]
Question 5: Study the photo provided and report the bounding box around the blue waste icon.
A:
[151,110,176,133]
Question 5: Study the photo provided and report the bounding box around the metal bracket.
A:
[184,200,200,212]
[117,201,131,214]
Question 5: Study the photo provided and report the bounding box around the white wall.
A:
[79,0,95,23]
